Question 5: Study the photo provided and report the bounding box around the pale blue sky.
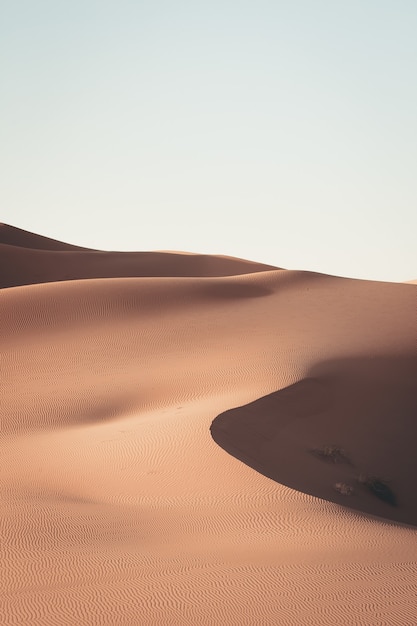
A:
[1,1,416,281]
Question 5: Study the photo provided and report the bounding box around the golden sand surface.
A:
[1,224,416,625]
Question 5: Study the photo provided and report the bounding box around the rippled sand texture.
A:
[1,224,417,625]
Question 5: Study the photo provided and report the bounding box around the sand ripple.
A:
[1,227,416,625]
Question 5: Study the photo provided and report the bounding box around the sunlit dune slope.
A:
[1,225,416,626]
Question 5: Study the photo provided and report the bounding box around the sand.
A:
[1,223,416,625]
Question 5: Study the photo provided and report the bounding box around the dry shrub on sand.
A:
[311,444,351,465]
[357,473,397,506]
[334,482,354,496]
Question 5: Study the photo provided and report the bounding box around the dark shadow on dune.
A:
[0,223,93,251]
[210,355,417,526]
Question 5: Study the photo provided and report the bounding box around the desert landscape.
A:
[1,223,416,625]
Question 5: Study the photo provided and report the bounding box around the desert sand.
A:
[1,224,416,625]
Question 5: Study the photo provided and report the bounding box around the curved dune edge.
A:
[211,355,417,527]
[2,225,417,625]
[0,224,280,288]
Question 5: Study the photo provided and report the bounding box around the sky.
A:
[1,1,416,281]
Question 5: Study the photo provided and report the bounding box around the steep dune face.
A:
[212,355,417,525]
[0,223,93,250]
[1,226,416,625]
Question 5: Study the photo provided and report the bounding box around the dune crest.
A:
[0,223,279,289]
[1,226,416,625]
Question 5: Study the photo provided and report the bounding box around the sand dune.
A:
[0,223,92,251]
[1,225,416,625]
[0,224,278,288]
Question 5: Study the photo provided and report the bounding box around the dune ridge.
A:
[1,225,416,625]
[0,224,279,289]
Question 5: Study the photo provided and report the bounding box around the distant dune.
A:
[1,224,416,625]
[0,224,278,288]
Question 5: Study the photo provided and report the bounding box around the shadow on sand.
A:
[210,355,417,526]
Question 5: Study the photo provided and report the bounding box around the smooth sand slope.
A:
[1,225,416,625]
[0,224,277,288]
